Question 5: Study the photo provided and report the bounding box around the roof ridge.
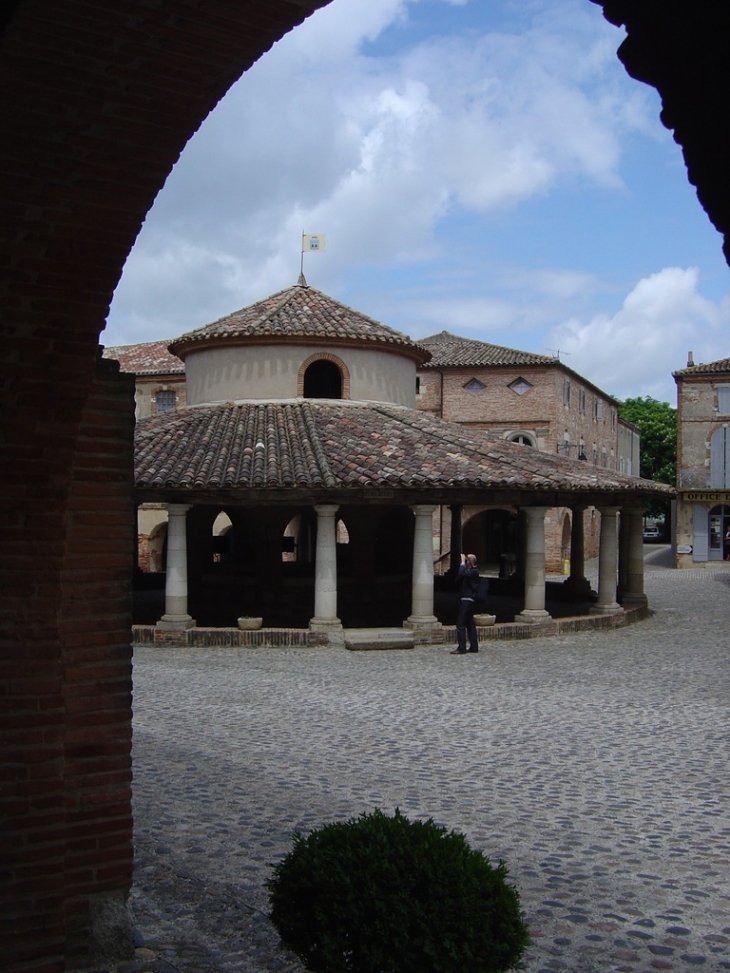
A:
[420,330,555,362]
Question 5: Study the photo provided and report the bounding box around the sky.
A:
[102,0,730,405]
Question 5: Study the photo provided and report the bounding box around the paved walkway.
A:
[119,548,730,973]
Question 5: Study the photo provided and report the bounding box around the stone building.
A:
[115,279,667,640]
[416,332,641,571]
[673,352,730,565]
[2,1,728,970]
[108,322,641,578]
[104,340,186,420]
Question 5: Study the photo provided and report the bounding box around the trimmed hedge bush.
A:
[267,808,529,973]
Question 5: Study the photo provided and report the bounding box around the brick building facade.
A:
[416,332,640,570]
[673,353,730,566]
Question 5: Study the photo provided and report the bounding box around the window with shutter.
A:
[718,386,730,414]
[710,427,730,487]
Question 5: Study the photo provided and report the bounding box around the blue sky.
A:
[103,0,730,404]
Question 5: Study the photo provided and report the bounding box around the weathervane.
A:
[300,231,326,283]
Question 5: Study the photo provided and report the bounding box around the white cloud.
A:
[547,267,730,402]
[104,0,658,345]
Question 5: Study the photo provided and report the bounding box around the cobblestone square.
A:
[127,550,730,972]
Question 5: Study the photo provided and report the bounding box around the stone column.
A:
[591,506,623,615]
[564,505,592,596]
[310,504,342,632]
[517,506,551,623]
[448,503,463,577]
[405,504,441,631]
[621,506,648,606]
[157,503,195,630]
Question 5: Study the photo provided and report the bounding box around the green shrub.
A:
[267,808,529,973]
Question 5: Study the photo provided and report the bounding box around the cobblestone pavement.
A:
[120,548,730,973]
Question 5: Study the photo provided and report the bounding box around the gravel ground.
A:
[113,547,730,973]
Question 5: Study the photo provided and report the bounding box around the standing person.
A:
[451,553,480,654]
[725,525,730,560]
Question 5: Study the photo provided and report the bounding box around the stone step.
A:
[344,628,415,651]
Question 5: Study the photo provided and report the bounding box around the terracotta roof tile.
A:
[168,282,429,362]
[419,331,556,368]
[102,340,184,375]
[135,401,671,498]
[673,356,730,377]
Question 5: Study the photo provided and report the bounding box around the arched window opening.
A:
[462,508,518,573]
[507,432,534,446]
[282,513,315,564]
[303,359,342,399]
[336,517,352,573]
[212,511,233,563]
[144,520,167,574]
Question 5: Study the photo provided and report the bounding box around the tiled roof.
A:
[135,400,670,497]
[103,340,184,375]
[418,331,556,368]
[673,356,730,377]
[169,280,429,363]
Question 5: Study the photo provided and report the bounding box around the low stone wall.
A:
[133,604,649,648]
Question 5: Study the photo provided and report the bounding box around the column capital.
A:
[313,503,339,517]
[166,502,192,516]
[411,503,437,516]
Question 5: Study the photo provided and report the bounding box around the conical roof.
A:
[169,279,429,364]
[134,399,672,503]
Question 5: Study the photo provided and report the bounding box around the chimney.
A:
[687,351,694,367]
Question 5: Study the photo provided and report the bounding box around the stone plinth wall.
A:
[132,604,647,649]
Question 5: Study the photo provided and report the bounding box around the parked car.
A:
[643,525,661,541]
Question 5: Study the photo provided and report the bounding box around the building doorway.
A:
[708,504,730,561]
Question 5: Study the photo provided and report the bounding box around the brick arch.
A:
[0,3,332,970]
[297,351,351,399]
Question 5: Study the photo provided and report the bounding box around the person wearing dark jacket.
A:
[451,553,480,654]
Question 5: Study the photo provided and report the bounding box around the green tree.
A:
[619,396,676,520]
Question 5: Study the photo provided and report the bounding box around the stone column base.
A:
[403,616,441,631]
[517,609,552,624]
[562,577,593,597]
[156,614,195,631]
[309,617,343,633]
[590,604,624,616]
[621,593,648,608]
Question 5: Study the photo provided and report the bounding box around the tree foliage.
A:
[619,396,677,485]
[619,396,676,520]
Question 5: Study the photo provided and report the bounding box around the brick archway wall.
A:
[0,3,331,971]
[2,2,730,970]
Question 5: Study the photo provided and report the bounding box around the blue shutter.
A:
[693,504,709,560]
[710,428,728,487]
[718,386,730,415]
